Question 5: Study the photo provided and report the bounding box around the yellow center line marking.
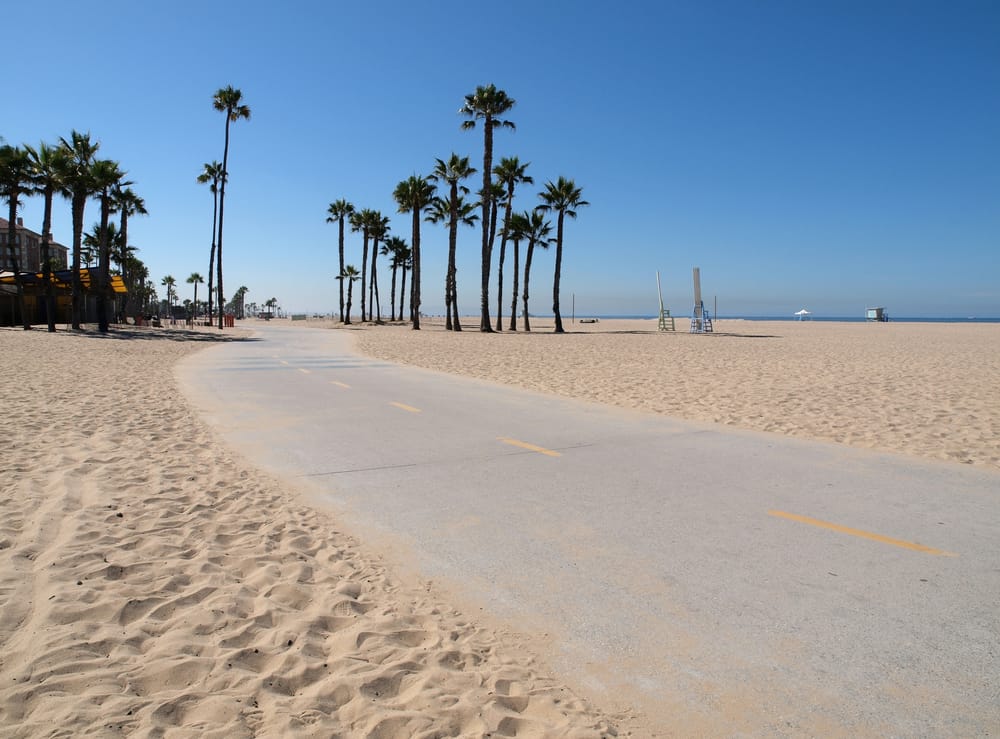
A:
[389,402,421,413]
[279,360,289,365]
[330,381,350,389]
[768,510,957,557]
[498,437,561,457]
[298,368,310,374]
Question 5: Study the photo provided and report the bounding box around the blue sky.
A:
[6,0,999,317]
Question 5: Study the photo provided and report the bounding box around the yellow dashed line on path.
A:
[390,402,422,413]
[498,437,561,457]
[331,381,350,389]
[298,368,310,374]
[768,510,957,556]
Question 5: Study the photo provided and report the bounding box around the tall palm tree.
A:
[326,199,355,323]
[187,273,204,319]
[493,157,533,331]
[460,84,516,332]
[336,265,360,324]
[502,212,528,331]
[26,141,67,331]
[161,275,177,315]
[519,210,553,333]
[367,211,389,322]
[212,85,251,329]
[381,236,407,321]
[0,145,35,329]
[428,154,477,331]
[90,159,125,332]
[349,209,372,322]
[58,130,101,329]
[392,175,436,330]
[426,194,478,331]
[110,184,147,322]
[538,177,588,333]
[197,161,224,324]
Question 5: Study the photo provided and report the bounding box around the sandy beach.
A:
[0,327,624,737]
[354,318,1000,470]
[2,317,997,737]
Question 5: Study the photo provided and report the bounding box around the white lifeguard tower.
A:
[690,267,713,333]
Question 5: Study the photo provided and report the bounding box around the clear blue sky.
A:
[6,0,999,317]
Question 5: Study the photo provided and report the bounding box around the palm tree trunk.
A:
[207,188,218,325]
[97,194,111,333]
[495,198,512,331]
[71,194,86,329]
[389,265,397,321]
[371,241,381,322]
[411,210,421,330]
[523,241,534,332]
[217,116,232,330]
[509,238,519,331]
[479,121,494,332]
[370,238,380,322]
[552,213,565,333]
[338,221,345,323]
[345,282,353,325]
[360,235,369,322]
[399,267,402,321]
[42,188,56,332]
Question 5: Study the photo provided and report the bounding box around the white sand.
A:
[0,327,626,737]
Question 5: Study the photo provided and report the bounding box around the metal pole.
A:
[572,293,575,323]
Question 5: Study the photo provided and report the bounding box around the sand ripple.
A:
[0,328,624,737]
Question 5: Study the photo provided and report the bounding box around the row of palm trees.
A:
[328,84,588,333]
[0,132,148,331]
[160,272,250,321]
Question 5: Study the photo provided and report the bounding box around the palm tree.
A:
[0,145,35,329]
[349,209,371,322]
[367,211,389,322]
[233,285,249,319]
[110,184,147,322]
[337,265,361,325]
[161,275,177,315]
[264,296,278,318]
[197,161,224,324]
[502,212,528,331]
[212,85,251,329]
[90,159,125,332]
[493,157,533,330]
[58,130,101,329]
[326,199,355,323]
[26,141,67,332]
[381,236,407,321]
[396,242,412,322]
[429,154,476,331]
[519,210,553,333]
[460,84,516,332]
[426,193,478,331]
[538,177,588,333]
[187,273,204,320]
[392,175,436,330]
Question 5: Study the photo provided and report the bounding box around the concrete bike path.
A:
[178,324,1000,736]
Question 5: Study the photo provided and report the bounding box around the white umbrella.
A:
[795,308,811,321]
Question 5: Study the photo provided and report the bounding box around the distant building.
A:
[0,217,69,272]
